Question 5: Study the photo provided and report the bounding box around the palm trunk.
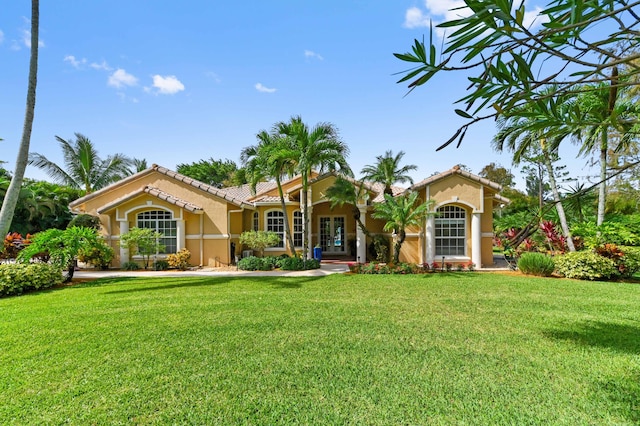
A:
[597,131,607,226]
[542,142,576,252]
[276,177,296,256]
[301,176,310,260]
[0,0,39,236]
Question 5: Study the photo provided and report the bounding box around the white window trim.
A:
[434,205,467,257]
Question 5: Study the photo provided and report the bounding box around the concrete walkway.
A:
[73,261,350,280]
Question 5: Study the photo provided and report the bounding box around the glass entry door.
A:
[319,216,345,254]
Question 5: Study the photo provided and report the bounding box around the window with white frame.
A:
[266,210,285,248]
[435,205,466,256]
[136,210,177,254]
[253,211,259,231]
[293,211,303,247]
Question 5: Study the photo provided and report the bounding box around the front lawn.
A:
[1,273,639,424]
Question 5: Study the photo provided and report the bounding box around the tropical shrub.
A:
[77,244,114,270]
[554,251,618,281]
[239,231,281,257]
[67,214,101,230]
[120,227,165,270]
[153,260,169,271]
[166,248,191,270]
[619,246,640,278]
[237,256,273,271]
[278,257,320,271]
[122,261,140,271]
[517,252,555,277]
[0,232,29,259]
[0,263,63,297]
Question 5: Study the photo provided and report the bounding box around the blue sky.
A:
[0,0,595,189]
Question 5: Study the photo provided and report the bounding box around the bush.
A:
[0,263,63,297]
[0,232,29,259]
[77,244,114,270]
[517,252,555,277]
[67,214,101,230]
[122,261,140,271]
[166,249,191,270]
[278,257,320,271]
[619,246,640,278]
[237,256,274,271]
[153,260,170,271]
[554,251,618,281]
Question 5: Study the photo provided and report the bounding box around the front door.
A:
[319,216,345,254]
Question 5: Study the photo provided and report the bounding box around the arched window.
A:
[137,210,177,254]
[266,210,285,248]
[253,212,259,231]
[435,205,466,256]
[293,211,303,247]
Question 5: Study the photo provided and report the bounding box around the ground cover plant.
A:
[1,274,639,424]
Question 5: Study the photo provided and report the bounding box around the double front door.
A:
[319,216,345,254]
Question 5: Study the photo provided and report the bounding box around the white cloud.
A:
[304,50,324,60]
[150,75,185,95]
[0,30,4,44]
[90,60,111,71]
[255,83,276,93]
[403,7,430,29]
[64,55,87,68]
[108,68,138,89]
[205,71,221,83]
[22,29,44,48]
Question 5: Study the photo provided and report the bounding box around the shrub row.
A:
[0,263,63,297]
[237,256,320,271]
[349,262,476,274]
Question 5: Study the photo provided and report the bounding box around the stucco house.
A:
[69,164,508,268]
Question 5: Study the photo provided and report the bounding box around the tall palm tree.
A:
[325,176,372,238]
[0,0,39,236]
[372,191,432,264]
[361,150,417,195]
[275,116,351,259]
[241,130,297,256]
[28,133,132,194]
[494,93,577,252]
[575,73,640,226]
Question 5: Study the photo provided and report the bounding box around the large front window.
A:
[266,210,285,248]
[435,205,466,256]
[137,210,177,254]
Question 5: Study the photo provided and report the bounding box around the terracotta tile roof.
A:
[410,165,503,192]
[96,185,203,214]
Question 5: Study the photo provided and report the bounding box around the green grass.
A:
[2,273,640,424]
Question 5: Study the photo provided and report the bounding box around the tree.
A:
[275,116,352,259]
[241,130,297,256]
[129,158,148,174]
[28,133,132,194]
[325,176,372,238]
[0,0,39,236]
[478,163,514,188]
[372,191,432,264]
[18,226,109,282]
[120,227,165,269]
[176,158,246,188]
[239,230,281,257]
[575,80,640,225]
[360,150,417,195]
[394,0,640,150]
[493,94,577,251]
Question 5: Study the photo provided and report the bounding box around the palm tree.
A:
[494,93,577,252]
[361,150,417,195]
[28,133,132,194]
[275,116,351,259]
[241,130,298,256]
[130,158,148,174]
[575,74,640,226]
[372,191,432,264]
[0,0,39,236]
[325,176,372,238]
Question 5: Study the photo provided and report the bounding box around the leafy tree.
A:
[372,191,432,264]
[361,150,417,195]
[478,163,514,188]
[0,0,39,236]
[120,227,165,270]
[394,0,640,150]
[275,116,352,259]
[176,158,247,188]
[28,133,132,194]
[241,131,298,256]
[67,214,101,230]
[239,230,281,257]
[18,226,109,282]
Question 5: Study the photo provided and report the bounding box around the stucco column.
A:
[119,220,129,264]
[425,215,435,265]
[472,212,482,268]
[176,219,185,252]
[356,205,367,263]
